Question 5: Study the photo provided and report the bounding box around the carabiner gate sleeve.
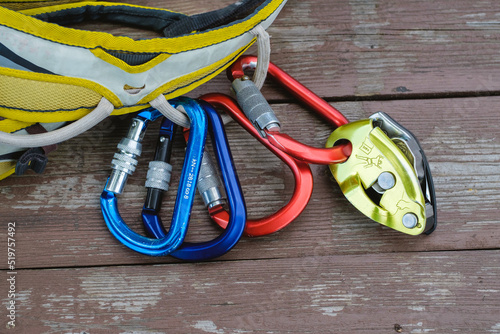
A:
[228,55,351,165]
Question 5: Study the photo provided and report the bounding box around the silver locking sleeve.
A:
[232,77,280,135]
[145,161,172,191]
[105,118,146,194]
[197,149,225,209]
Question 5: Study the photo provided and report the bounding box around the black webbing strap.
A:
[162,0,266,37]
[31,0,267,38]
[32,4,187,34]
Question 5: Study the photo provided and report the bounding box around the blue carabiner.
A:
[142,99,247,261]
[100,97,207,256]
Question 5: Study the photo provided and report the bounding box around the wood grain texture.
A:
[67,0,500,99]
[2,0,500,332]
[1,250,499,333]
[1,96,499,269]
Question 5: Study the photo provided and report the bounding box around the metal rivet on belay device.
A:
[402,213,418,229]
[373,171,396,194]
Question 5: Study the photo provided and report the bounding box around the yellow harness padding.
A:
[0,162,15,180]
[0,0,287,125]
[0,0,287,180]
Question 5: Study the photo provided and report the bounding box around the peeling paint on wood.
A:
[1,251,499,333]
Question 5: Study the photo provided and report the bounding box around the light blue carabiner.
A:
[142,99,247,261]
[100,97,207,256]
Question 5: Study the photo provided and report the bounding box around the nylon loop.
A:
[250,25,270,90]
[150,95,190,128]
[0,98,114,148]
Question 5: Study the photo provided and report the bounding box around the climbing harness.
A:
[0,0,439,262]
[0,0,287,179]
[142,99,246,260]
[0,1,286,133]
[226,55,437,235]
[201,93,314,237]
[101,97,207,256]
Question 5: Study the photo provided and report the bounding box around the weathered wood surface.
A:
[67,0,500,99]
[1,0,500,332]
[1,96,499,268]
[2,251,500,333]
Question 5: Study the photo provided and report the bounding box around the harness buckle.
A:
[15,147,48,175]
[326,112,437,235]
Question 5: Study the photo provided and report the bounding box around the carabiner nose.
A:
[200,93,314,237]
[142,99,246,261]
[100,97,207,256]
[227,55,352,165]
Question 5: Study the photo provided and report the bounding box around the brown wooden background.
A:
[1,0,500,332]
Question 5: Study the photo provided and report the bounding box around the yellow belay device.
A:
[0,0,288,179]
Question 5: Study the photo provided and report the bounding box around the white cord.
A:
[0,122,66,154]
[250,24,271,90]
[0,98,114,148]
[150,94,235,128]
[150,95,191,128]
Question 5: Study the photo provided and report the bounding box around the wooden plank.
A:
[1,2,499,330]
[2,250,500,333]
[1,96,499,268]
[70,0,500,99]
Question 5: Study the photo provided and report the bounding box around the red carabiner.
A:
[228,55,352,165]
[200,93,314,237]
